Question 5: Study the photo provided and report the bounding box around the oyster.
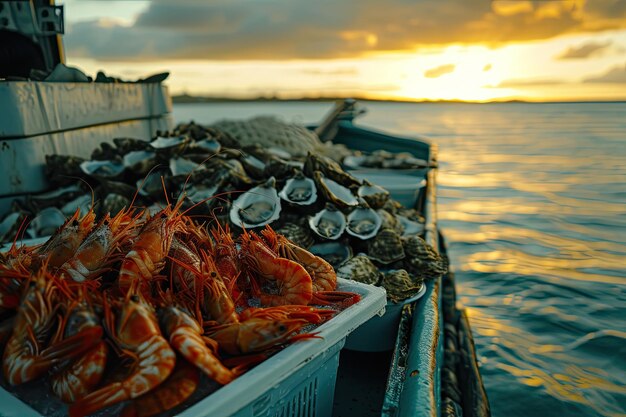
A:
[346,200,382,240]
[264,158,302,179]
[0,211,30,243]
[26,185,84,212]
[397,215,425,237]
[123,150,157,176]
[367,229,405,264]
[358,180,390,209]
[303,152,361,188]
[308,203,346,240]
[230,177,281,228]
[79,159,125,180]
[60,194,93,216]
[240,154,267,179]
[137,169,170,199]
[113,137,149,154]
[279,171,317,206]
[313,171,358,210]
[381,269,424,303]
[149,135,190,154]
[309,241,352,268]
[275,223,315,249]
[101,193,130,216]
[377,209,404,234]
[45,155,85,186]
[191,137,221,154]
[185,183,219,205]
[336,254,381,285]
[169,157,203,177]
[28,207,66,237]
[402,235,448,279]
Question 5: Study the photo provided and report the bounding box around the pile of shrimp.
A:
[0,200,361,417]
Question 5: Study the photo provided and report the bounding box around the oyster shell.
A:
[303,152,361,188]
[264,158,302,179]
[150,135,190,154]
[230,177,281,228]
[28,207,66,237]
[313,171,358,210]
[26,185,84,212]
[169,157,204,177]
[60,194,93,216]
[308,203,346,240]
[101,193,130,216]
[137,169,170,199]
[377,209,404,234]
[0,211,30,243]
[402,235,448,279]
[113,137,149,154]
[79,159,125,180]
[45,155,85,186]
[346,200,382,240]
[123,150,157,176]
[191,137,221,154]
[278,171,317,206]
[336,254,382,285]
[358,180,390,209]
[309,241,352,268]
[381,269,424,303]
[367,229,405,264]
[397,215,425,237]
[275,223,315,249]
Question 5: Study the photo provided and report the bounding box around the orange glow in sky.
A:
[59,0,626,102]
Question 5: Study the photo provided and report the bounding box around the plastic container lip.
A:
[0,275,386,417]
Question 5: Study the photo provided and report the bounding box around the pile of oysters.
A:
[0,119,447,302]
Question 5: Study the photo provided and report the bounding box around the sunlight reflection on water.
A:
[173,101,626,417]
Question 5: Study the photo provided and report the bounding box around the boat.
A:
[0,3,490,416]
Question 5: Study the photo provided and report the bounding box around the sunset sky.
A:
[59,0,626,102]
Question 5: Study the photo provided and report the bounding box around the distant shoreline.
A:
[171,94,626,105]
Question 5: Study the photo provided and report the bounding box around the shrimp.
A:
[169,250,239,324]
[118,199,186,294]
[239,305,336,324]
[2,268,102,385]
[35,207,96,269]
[205,317,317,356]
[239,231,312,306]
[261,226,361,307]
[68,294,176,417]
[158,305,236,385]
[60,209,139,282]
[50,296,108,403]
[119,360,200,417]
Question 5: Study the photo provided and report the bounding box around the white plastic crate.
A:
[0,278,386,417]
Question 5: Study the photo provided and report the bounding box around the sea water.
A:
[173,101,626,417]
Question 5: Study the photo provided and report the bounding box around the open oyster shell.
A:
[279,171,317,206]
[230,177,281,228]
[346,200,382,240]
[313,171,358,210]
[358,180,390,209]
[308,203,347,240]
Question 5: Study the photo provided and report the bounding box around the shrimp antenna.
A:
[130,163,164,211]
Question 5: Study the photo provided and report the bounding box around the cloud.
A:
[64,0,626,61]
[583,63,626,83]
[557,41,612,59]
[424,64,455,78]
[494,78,567,88]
